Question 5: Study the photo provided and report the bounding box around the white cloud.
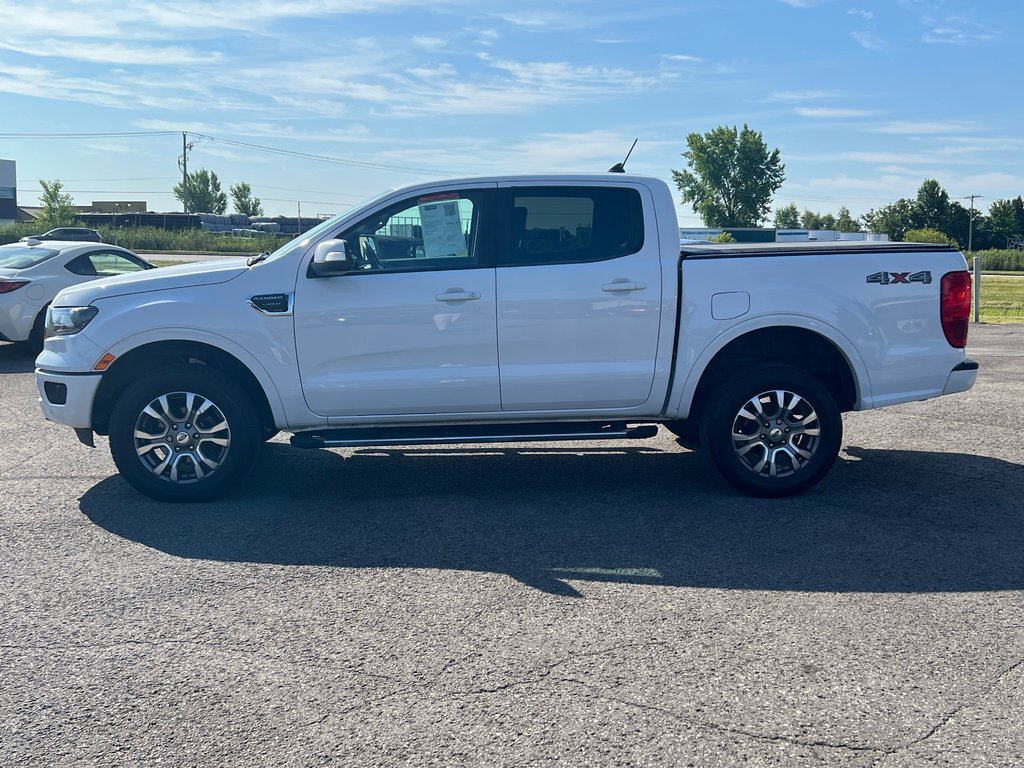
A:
[0,62,132,108]
[0,0,474,41]
[489,5,688,32]
[0,4,116,38]
[662,54,704,63]
[765,90,843,102]
[0,39,223,66]
[923,26,996,45]
[412,36,447,50]
[795,107,877,118]
[921,15,997,45]
[776,0,830,7]
[471,27,500,46]
[873,120,979,135]
[843,151,952,165]
[959,172,1024,190]
[850,30,883,49]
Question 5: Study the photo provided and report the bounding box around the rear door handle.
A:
[601,281,647,292]
[435,291,481,302]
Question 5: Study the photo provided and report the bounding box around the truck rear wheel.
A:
[108,367,261,502]
[700,366,842,498]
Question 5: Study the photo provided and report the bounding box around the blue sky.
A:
[1,0,1020,224]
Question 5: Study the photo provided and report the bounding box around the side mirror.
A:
[307,239,352,278]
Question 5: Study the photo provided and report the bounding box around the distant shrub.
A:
[971,249,1024,272]
[904,228,957,246]
[0,224,291,253]
[709,231,737,243]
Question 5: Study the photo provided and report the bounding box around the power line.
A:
[1,128,459,177]
[0,131,178,138]
[18,189,176,194]
[190,132,454,176]
[47,176,178,182]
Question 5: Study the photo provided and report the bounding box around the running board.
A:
[290,421,658,449]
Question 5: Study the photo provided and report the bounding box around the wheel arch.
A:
[674,319,867,421]
[91,338,281,436]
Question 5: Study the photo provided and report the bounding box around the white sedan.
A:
[0,239,155,345]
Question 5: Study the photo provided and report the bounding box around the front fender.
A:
[104,327,290,428]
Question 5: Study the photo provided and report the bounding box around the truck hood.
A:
[53,257,250,306]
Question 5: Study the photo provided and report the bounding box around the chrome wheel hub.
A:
[730,389,821,478]
[132,391,231,484]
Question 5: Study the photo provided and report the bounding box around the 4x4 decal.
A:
[866,271,932,285]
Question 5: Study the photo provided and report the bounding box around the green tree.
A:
[835,206,860,232]
[773,202,800,228]
[915,179,951,230]
[987,197,1024,247]
[173,168,228,214]
[229,181,264,217]
[37,179,77,229]
[800,209,823,230]
[943,201,973,249]
[863,198,918,241]
[672,124,785,227]
[709,230,737,243]
[861,179,1004,248]
[819,213,837,230]
[904,228,956,246]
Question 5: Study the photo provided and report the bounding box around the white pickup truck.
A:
[35,174,977,502]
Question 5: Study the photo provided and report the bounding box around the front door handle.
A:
[435,291,481,302]
[601,281,647,292]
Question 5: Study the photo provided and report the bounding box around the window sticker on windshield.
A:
[419,201,468,259]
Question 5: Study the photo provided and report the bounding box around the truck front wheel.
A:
[700,366,842,498]
[108,367,261,502]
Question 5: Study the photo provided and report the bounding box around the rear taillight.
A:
[0,280,29,294]
[940,271,971,348]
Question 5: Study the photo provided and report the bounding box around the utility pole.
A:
[962,194,983,252]
[178,131,193,214]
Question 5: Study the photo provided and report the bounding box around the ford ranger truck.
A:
[35,174,977,502]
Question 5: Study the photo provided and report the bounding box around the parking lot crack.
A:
[555,676,885,755]
[446,640,671,696]
[868,656,1024,767]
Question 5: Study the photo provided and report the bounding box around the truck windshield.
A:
[0,244,61,269]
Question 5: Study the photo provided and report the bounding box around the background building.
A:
[0,160,16,225]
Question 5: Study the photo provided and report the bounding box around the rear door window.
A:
[500,187,645,266]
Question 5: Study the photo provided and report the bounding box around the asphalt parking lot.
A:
[1,324,1022,767]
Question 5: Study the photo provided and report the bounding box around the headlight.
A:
[45,306,99,338]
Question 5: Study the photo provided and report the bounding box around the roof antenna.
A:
[608,138,638,173]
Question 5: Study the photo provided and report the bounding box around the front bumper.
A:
[36,369,103,429]
[942,358,979,395]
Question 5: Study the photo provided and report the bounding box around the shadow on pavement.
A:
[0,341,38,374]
[80,443,1024,596]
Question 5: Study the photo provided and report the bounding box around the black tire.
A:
[699,365,842,498]
[26,307,47,348]
[664,419,701,451]
[108,366,261,502]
